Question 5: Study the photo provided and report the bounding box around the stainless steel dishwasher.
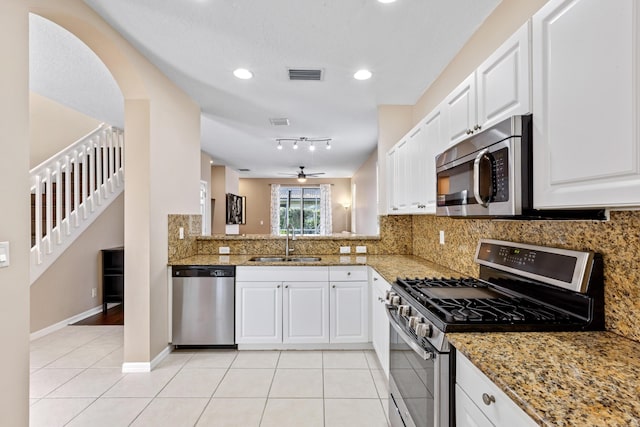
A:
[171,265,235,347]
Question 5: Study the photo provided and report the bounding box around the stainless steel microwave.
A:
[435,115,605,220]
[436,115,531,217]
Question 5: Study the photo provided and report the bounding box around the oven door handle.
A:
[386,305,434,361]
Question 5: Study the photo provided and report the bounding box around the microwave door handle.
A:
[473,148,491,208]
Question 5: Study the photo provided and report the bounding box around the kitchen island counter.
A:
[448,331,640,427]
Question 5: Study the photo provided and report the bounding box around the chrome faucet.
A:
[285,224,296,256]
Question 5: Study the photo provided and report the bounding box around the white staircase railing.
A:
[30,123,124,284]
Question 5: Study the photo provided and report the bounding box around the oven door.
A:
[435,138,518,217]
[387,305,449,427]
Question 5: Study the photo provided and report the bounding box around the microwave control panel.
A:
[492,148,509,202]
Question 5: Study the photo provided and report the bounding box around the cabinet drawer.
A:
[456,352,537,427]
[237,266,328,282]
[329,265,368,281]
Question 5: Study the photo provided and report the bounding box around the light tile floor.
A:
[30,326,389,426]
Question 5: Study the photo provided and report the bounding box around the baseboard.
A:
[121,344,172,373]
[30,305,105,341]
[237,342,374,351]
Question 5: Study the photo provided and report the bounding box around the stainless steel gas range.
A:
[386,239,604,427]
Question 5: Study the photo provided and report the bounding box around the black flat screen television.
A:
[226,193,246,225]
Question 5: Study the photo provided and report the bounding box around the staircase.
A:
[30,124,124,284]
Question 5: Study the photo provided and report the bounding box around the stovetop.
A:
[395,277,575,325]
[385,240,604,353]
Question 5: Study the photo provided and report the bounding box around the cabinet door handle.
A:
[373,277,378,281]
[482,393,495,406]
[277,285,281,288]
[347,272,351,276]
[332,285,336,288]
[285,285,288,288]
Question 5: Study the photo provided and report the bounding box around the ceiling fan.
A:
[279,166,325,183]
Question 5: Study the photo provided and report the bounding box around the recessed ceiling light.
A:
[378,0,397,3]
[354,69,373,80]
[233,68,253,79]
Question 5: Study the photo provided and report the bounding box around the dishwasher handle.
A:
[172,265,235,278]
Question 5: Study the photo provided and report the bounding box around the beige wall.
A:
[200,152,213,235]
[351,149,378,235]
[30,194,124,332]
[29,91,101,167]
[412,0,549,124]
[239,178,352,235]
[26,0,202,367]
[211,166,227,234]
[0,1,30,425]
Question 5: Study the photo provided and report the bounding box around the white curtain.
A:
[270,184,281,235]
[320,184,332,235]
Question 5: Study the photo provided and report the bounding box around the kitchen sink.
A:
[248,256,321,263]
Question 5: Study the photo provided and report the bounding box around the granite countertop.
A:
[169,253,640,426]
[448,331,640,426]
[169,254,461,283]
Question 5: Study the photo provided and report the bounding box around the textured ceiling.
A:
[31,0,501,178]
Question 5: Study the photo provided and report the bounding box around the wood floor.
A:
[72,304,124,326]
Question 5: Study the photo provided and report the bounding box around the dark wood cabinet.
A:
[102,247,124,314]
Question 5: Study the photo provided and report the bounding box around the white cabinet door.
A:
[444,72,477,146]
[533,0,640,208]
[455,384,494,427]
[407,125,429,213]
[423,105,446,213]
[456,352,537,427]
[283,282,329,344]
[371,271,391,377]
[236,282,282,344]
[477,21,531,130]
[330,281,369,343]
[396,139,410,212]
[387,147,399,214]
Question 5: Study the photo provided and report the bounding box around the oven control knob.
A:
[398,305,411,316]
[385,291,396,302]
[408,316,421,329]
[416,323,433,338]
[390,296,401,306]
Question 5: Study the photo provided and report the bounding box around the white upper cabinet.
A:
[444,21,532,146]
[477,21,531,130]
[422,105,447,213]
[444,72,478,146]
[532,0,640,208]
[387,146,399,213]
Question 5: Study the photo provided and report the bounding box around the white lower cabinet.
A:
[329,281,369,343]
[329,265,369,343]
[236,266,368,346]
[235,281,282,344]
[283,282,329,343]
[456,352,537,427]
[370,270,391,377]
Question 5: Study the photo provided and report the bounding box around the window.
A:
[279,187,321,235]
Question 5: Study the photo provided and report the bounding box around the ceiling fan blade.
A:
[306,172,325,176]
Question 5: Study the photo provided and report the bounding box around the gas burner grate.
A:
[395,276,573,324]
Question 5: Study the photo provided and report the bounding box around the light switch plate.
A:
[355,246,367,254]
[0,241,9,268]
[219,246,230,254]
[439,230,445,245]
[339,246,351,254]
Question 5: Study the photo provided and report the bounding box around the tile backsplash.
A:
[412,211,640,342]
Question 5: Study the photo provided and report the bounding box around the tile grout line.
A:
[258,351,281,426]
[193,350,239,426]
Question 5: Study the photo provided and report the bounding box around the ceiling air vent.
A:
[238,168,251,172]
[288,68,323,81]
[269,118,290,126]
